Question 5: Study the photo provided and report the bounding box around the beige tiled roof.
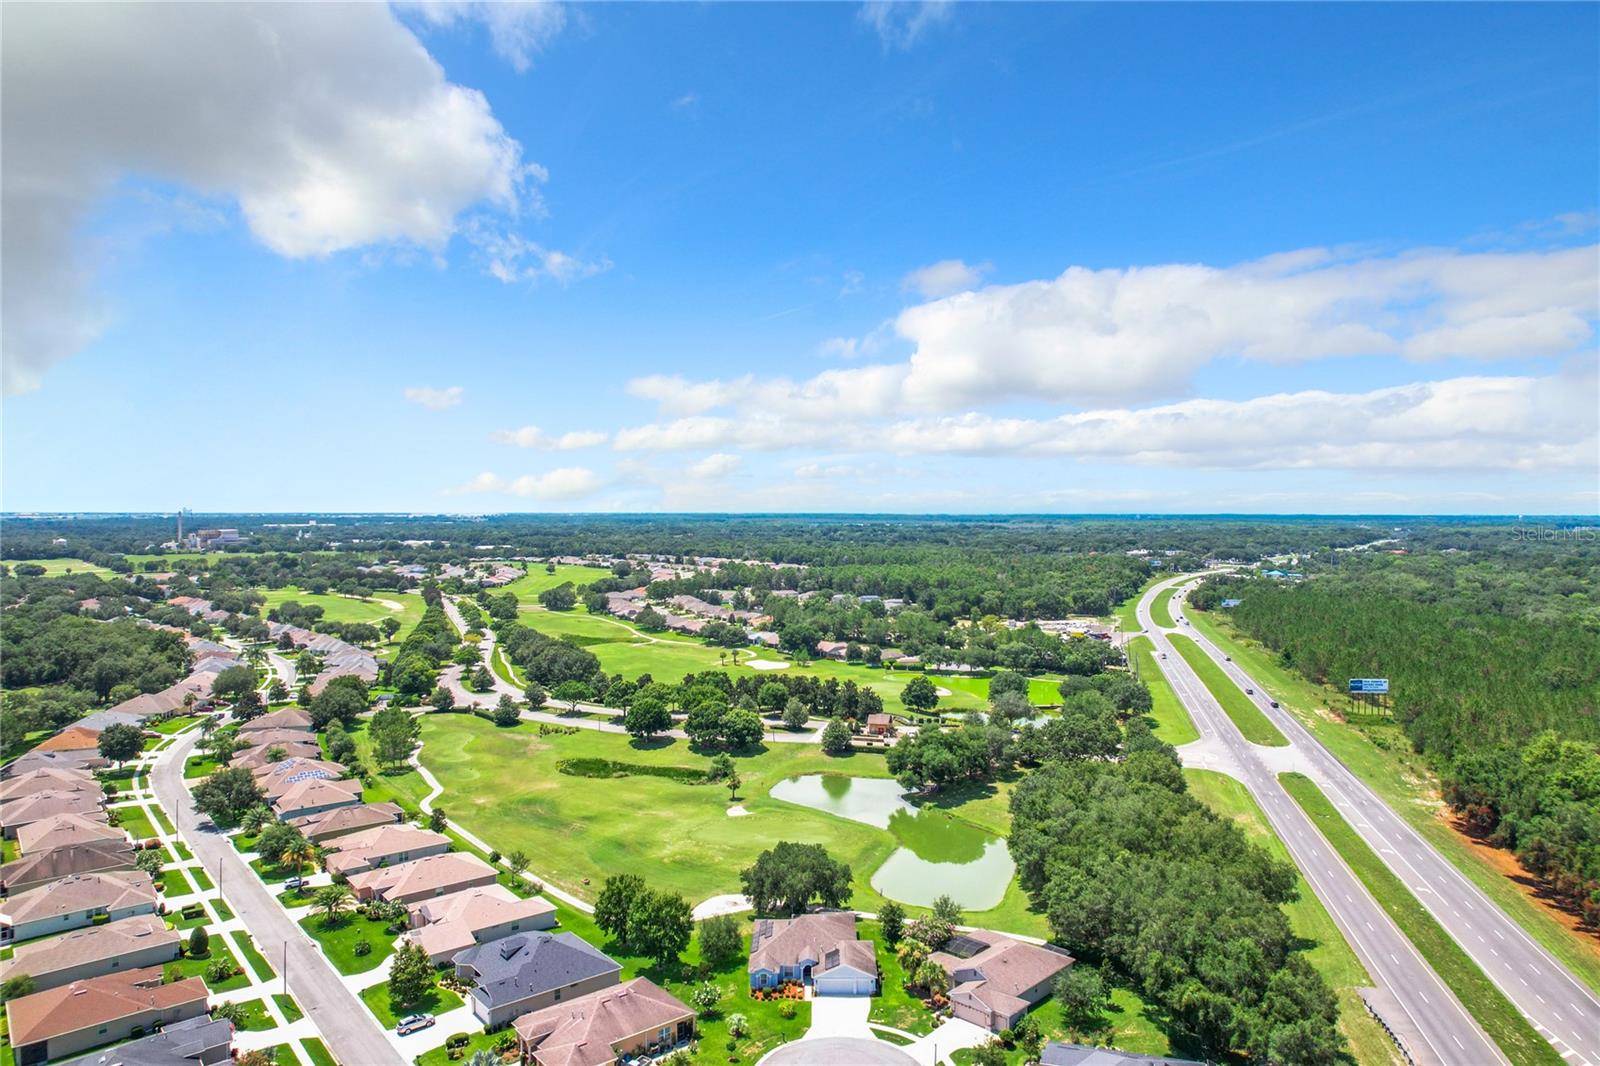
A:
[406,885,555,959]
[930,931,1073,1016]
[347,852,496,900]
[0,914,178,985]
[287,802,403,840]
[238,708,313,731]
[0,788,106,828]
[15,812,123,855]
[0,870,157,925]
[269,777,362,813]
[0,767,98,803]
[513,977,693,1066]
[747,912,873,977]
[5,966,207,1046]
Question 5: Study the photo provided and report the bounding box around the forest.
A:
[1192,541,1600,929]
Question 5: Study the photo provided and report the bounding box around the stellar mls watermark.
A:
[1512,524,1600,541]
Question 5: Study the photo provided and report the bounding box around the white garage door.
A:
[814,976,872,996]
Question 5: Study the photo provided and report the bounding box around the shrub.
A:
[353,939,372,957]
[446,1033,470,1050]
[726,1013,749,1038]
[188,926,210,958]
[204,958,235,984]
[778,1002,797,1020]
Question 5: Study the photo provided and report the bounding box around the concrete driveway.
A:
[806,994,872,1039]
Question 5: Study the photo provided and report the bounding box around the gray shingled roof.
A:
[456,931,620,1010]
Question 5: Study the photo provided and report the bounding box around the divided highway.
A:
[1136,578,1507,1066]
[1160,578,1600,1066]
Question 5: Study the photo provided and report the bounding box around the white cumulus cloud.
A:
[0,3,550,393]
[402,1,567,73]
[450,467,602,499]
[688,453,741,479]
[404,385,465,410]
[491,425,608,449]
[901,258,991,299]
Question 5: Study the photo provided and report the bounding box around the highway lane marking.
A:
[1453,1035,1465,1050]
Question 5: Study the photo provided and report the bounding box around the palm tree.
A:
[245,645,266,669]
[915,960,950,998]
[464,1052,499,1066]
[897,940,928,977]
[312,884,354,924]
[283,840,318,885]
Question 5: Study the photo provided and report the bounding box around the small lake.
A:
[769,774,1016,911]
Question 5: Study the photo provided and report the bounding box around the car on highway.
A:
[1224,655,1231,661]
[396,1015,435,1036]
[1160,652,1167,659]
[1269,701,1280,708]
[1246,687,1254,695]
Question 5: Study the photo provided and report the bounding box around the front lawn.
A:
[274,993,304,1023]
[359,975,463,1028]
[163,935,250,991]
[416,1029,509,1066]
[297,911,397,975]
[112,805,157,840]
[184,755,220,779]
[153,715,204,735]
[190,867,214,891]
[225,998,275,1032]
[232,930,275,981]
[300,1039,336,1066]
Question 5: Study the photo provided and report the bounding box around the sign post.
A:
[1347,678,1391,715]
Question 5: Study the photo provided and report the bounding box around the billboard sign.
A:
[1349,678,1389,694]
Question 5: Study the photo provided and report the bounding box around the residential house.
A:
[405,885,556,964]
[929,930,1074,1032]
[455,931,622,1028]
[512,977,694,1066]
[15,812,125,855]
[287,801,404,844]
[74,711,148,734]
[234,729,319,753]
[30,726,102,754]
[864,714,896,738]
[0,767,97,803]
[228,742,323,770]
[0,914,181,990]
[0,838,136,895]
[745,630,779,648]
[321,825,452,877]
[1,788,108,839]
[747,912,877,996]
[814,641,850,661]
[269,777,363,822]
[5,967,209,1066]
[252,758,346,799]
[0,870,158,943]
[238,708,313,734]
[2,750,111,777]
[346,852,498,905]
[56,1014,233,1066]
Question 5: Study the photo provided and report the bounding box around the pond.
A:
[769,774,1015,911]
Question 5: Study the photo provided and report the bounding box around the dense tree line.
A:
[389,603,460,698]
[497,620,604,689]
[1197,556,1600,929]
[1010,758,1344,1064]
[1,597,189,699]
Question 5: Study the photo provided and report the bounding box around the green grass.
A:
[150,805,176,835]
[265,1045,301,1066]
[153,715,204,735]
[390,714,1048,936]
[232,930,276,981]
[1183,771,1403,1065]
[1185,605,1600,997]
[190,867,214,891]
[184,755,221,779]
[297,911,397,975]
[164,934,250,991]
[359,975,463,1028]
[299,1039,336,1066]
[1128,636,1197,745]
[161,867,196,895]
[1150,586,1178,628]
[501,565,616,602]
[259,586,426,633]
[1168,634,1287,746]
[416,1030,507,1066]
[173,841,192,860]
[225,997,275,1032]
[4,558,111,576]
[274,993,304,1023]
[113,805,157,840]
[1281,773,1563,1066]
[214,900,234,920]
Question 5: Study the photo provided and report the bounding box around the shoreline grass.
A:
[1282,772,1562,1066]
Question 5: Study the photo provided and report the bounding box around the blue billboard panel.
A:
[1349,678,1390,694]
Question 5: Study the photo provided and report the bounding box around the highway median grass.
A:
[1169,634,1287,746]
[1128,636,1198,745]
[1150,587,1179,628]
[1186,605,1600,997]
[1281,772,1563,1066]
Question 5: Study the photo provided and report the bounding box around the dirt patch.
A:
[1441,810,1600,949]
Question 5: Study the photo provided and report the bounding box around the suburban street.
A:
[1162,579,1600,1066]
[151,729,406,1066]
[1137,578,1507,1066]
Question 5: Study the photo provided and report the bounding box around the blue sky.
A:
[3,1,1596,514]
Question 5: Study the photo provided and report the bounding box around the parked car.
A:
[396,1015,435,1036]
[284,877,305,890]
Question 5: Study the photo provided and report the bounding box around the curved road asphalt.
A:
[1138,577,1506,1066]
[1156,576,1599,1066]
[152,729,405,1066]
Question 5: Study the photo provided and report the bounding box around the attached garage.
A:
[813,966,876,996]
